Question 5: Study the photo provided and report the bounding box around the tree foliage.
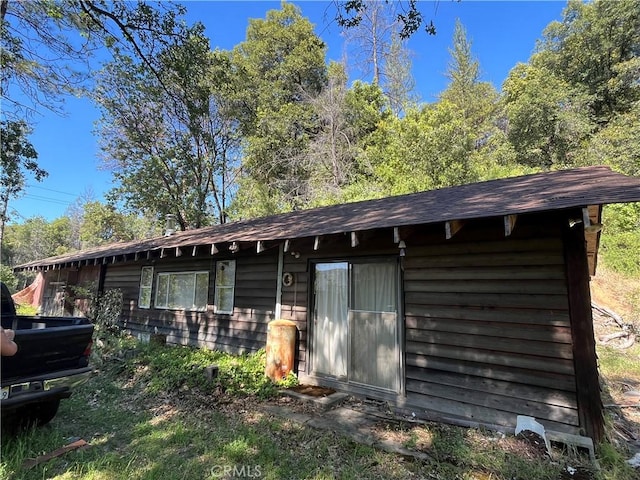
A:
[384,32,417,116]
[96,25,238,229]
[0,0,194,243]
[534,0,640,123]
[1,0,191,119]
[2,215,72,268]
[503,63,594,169]
[362,100,477,196]
[334,0,436,39]
[229,2,327,213]
[440,20,502,165]
[79,201,154,247]
[580,102,640,177]
[0,120,44,242]
[502,0,638,172]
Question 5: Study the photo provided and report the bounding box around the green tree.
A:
[363,101,477,196]
[229,2,327,214]
[440,20,506,173]
[440,20,500,130]
[0,120,45,243]
[0,263,17,291]
[580,102,640,177]
[79,201,144,247]
[96,26,238,229]
[534,0,640,123]
[1,1,193,246]
[502,63,594,169]
[344,80,390,142]
[2,216,72,268]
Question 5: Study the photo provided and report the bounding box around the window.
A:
[139,266,154,309]
[154,271,209,311]
[214,260,236,314]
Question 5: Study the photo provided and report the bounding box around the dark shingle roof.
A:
[14,166,640,270]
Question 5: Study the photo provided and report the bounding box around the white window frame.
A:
[138,266,154,309]
[154,271,209,311]
[214,260,236,315]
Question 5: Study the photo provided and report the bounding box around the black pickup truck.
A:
[1,282,94,427]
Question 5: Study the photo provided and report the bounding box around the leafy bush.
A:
[15,303,38,315]
[130,344,296,399]
[600,203,640,277]
[90,288,124,337]
[600,231,640,277]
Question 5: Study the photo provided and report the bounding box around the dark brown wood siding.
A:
[95,212,595,437]
[103,249,279,354]
[279,250,310,374]
[403,217,579,435]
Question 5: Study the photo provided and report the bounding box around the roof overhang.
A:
[13,166,640,275]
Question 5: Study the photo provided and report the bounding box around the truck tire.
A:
[26,399,61,427]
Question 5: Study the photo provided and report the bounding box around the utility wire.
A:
[25,184,82,197]
[20,193,73,206]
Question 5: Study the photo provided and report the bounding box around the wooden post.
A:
[563,215,604,442]
[504,214,517,237]
[393,227,401,244]
[445,220,465,240]
[351,232,359,248]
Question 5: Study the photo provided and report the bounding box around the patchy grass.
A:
[599,343,640,383]
[591,265,640,325]
[2,336,638,480]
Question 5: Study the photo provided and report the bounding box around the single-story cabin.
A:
[14,166,640,442]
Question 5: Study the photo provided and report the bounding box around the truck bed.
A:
[1,316,94,384]
[1,282,95,424]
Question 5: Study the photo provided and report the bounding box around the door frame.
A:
[309,256,405,394]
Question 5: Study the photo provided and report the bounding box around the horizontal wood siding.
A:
[278,247,311,374]
[403,226,579,434]
[103,250,278,354]
[103,264,141,300]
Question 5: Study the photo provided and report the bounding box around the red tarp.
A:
[11,272,44,309]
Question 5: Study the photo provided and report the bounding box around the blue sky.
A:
[8,0,568,223]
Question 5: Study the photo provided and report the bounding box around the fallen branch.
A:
[23,439,89,469]
[592,302,636,348]
[592,302,625,328]
[599,331,630,343]
[617,335,636,349]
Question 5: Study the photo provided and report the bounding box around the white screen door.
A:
[313,260,400,392]
[313,262,349,378]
